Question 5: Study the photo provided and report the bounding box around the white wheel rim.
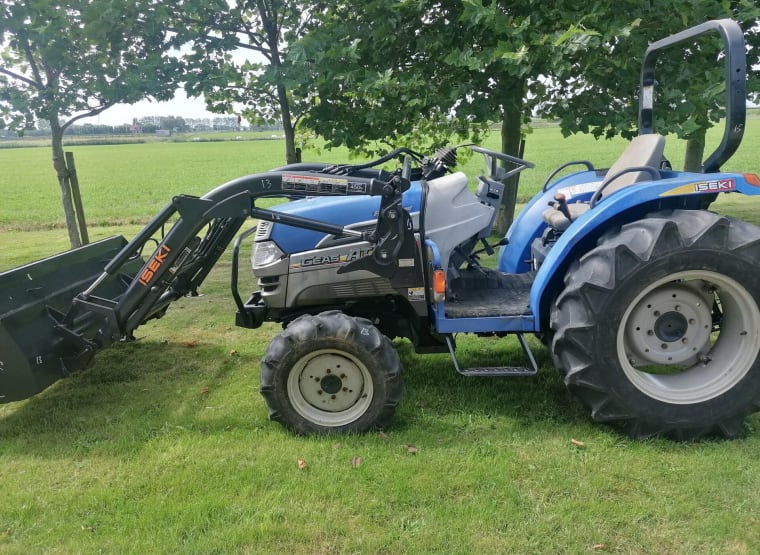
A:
[287,348,374,427]
[618,270,760,404]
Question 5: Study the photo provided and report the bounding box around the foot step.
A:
[445,333,538,377]
[457,366,536,377]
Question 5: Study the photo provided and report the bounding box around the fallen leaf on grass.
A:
[229,349,240,357]
[351,456,363,468]
[81,525,95,533]
[200,387,210,395]
[297,458,308,471]
[404,444,419,454]
[182,340,199,348]
[378,431,391,442]
[570,438,585,447]
[593,544,605,550]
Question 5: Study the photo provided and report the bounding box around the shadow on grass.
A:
[0,339,264,458]
[5,332,732,456]
[390,336,589,434]
[391,336,760,446]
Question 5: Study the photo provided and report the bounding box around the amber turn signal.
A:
[433,269,446,302]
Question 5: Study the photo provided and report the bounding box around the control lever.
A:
[549,193,573,221]
[472,237,509,257]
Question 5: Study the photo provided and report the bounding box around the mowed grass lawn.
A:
[0,125,760,553]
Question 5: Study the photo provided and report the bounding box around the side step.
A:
[444,333,539,377]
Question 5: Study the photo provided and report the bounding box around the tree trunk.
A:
[494,79,526,236]
[276,82,298,165]
[258,3,298,165]
[684,130,706,172]
[50,117,82,249]
[274,77,298,164]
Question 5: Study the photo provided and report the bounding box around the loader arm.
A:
[87,171,412,337]
[0,170,412,403]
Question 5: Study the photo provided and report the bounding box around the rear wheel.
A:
[551,210,760,439]
[260,311,403,434]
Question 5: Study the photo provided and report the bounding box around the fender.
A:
[529,171,760,329]
[498,168,603,273]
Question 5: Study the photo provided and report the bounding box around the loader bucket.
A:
[0,236,143,403]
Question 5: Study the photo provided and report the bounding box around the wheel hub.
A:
[624,283,712,365]
[293,351,368,414]
[654,311,689,342]
[320,373,343,395]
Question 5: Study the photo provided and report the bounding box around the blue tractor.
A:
[244,19,759,439]
[0,19,757,440]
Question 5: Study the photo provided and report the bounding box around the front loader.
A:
[2,19,759,440]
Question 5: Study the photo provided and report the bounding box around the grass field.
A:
[1,126,760,553]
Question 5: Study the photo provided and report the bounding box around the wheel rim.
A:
[287,348,374,427]
[618,270,760,404]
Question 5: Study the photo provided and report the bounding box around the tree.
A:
[292,0,628,231]
[178,0,316,164]
[542,1,760,171]
[159,115,189,133]
[0,0,183,248]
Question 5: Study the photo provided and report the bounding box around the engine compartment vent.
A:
[255,220,272,241]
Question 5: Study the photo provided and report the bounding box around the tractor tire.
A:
[260,310,403,435]
[551,210,760,440]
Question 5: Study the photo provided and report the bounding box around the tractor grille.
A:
[258,275,280,293]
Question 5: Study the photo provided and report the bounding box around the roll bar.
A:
[638,18,747,172]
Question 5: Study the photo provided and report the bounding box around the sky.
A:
[80,47,258,126]
[80,90,222,126]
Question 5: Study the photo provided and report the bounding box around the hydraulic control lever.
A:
[549,193,573,220]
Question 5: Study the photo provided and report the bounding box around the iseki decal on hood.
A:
[661,178,736,197]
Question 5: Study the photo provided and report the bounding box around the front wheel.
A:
[260,311,403,434]
[551,210,760,440]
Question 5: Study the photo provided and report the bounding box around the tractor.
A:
[1,19,757,440]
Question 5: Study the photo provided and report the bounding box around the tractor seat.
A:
[543,133,666,231]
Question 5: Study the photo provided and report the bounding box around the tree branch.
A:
[0,66,39,88]
[168,24,273,59]
[18,34,46,87]
[61,101,118,131]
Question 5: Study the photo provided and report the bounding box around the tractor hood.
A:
[261,181,423,254]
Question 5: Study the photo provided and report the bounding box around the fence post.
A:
[64,151,89,245]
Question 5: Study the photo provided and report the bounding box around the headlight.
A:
[252,241,285,268]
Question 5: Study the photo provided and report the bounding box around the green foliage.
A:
[293,0,621,157]
[0,0,183,132]
[177,0,315,163]
[542,1,760,152]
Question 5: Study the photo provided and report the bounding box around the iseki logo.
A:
[694,179,735,193]
[139,244,172,286]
